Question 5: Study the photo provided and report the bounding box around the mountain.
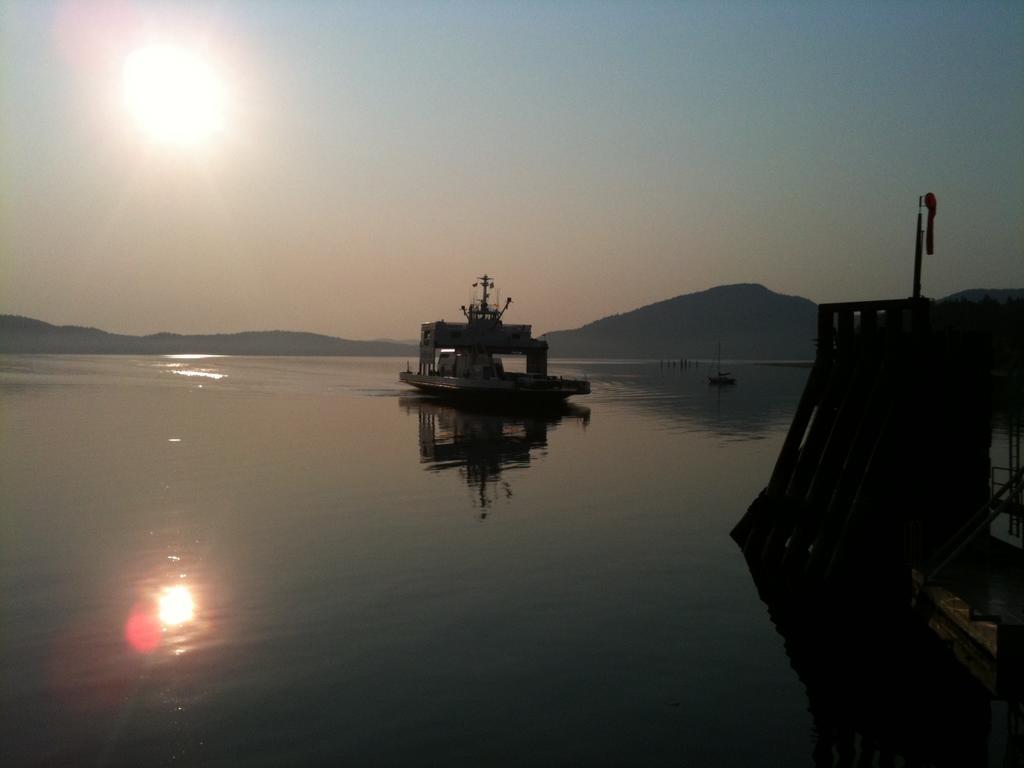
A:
[543,283,818,360]
[0,315,418,356]
[940,288,1024,303]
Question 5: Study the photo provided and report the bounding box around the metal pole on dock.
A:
[912,193,937,300]
[913,196,924,299]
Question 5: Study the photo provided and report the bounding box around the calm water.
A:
[0,356,1010,765]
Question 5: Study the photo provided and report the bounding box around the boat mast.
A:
[460,274,510,323]
[475,275,494,313]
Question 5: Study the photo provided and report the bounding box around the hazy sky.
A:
[2,1,1021,339]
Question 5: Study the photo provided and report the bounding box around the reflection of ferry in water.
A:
[399,275,590,403]
[401,397,589,512]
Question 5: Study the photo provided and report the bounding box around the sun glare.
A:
[123,45,225,145]
[158,585,195,625]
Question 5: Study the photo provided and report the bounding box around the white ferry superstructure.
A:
[399,275,590,403]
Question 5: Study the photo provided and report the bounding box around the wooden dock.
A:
[732,296,1023,749]
[732,297,992,599]
[913,534,1024,699]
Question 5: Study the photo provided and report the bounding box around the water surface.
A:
[0,355,1009,765]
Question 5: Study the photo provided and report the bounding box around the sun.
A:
[123,45,225,145]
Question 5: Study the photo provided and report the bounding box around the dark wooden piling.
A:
[734,294,1024,747]
[731,297,992,603]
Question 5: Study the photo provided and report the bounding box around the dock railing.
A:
[925,464,1024,580]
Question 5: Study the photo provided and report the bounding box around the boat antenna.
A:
[476,275,494,311]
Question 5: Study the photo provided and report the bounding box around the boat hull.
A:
[399,372,589,402]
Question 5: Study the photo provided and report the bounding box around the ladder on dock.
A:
[1011,700,1024,768]
[925,465,1024,580]
[993,369,1024,550]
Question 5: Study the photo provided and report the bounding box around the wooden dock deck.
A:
[913,535,1024,699]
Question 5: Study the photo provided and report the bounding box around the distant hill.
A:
[543,283,817,360]
[0,315,418,356]
[940,288,1024,303]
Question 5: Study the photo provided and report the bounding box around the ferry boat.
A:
[399,275,590,403]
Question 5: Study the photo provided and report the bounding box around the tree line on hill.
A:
[932,296,1024,370]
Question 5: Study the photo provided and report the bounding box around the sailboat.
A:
[708,342,736,385]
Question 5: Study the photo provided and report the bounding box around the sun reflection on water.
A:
[158,585,195,626]
[163,354,226,360]
[171,369,226,380]
[156,355,227,381]
[124,583,199,655]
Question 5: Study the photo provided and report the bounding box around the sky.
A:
[1,0,1021,340]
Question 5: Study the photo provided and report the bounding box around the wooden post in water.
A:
[731,296,991,605]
